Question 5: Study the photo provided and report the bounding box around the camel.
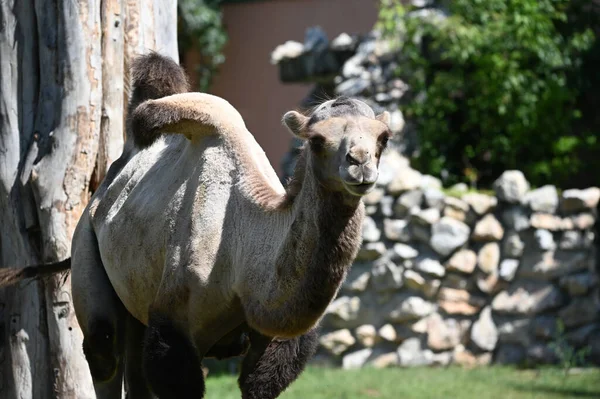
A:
[1,52,393,398]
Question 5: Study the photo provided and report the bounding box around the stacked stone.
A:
[315,161,600,369]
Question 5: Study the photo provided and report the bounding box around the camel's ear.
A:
[376,111,390,126]
[283,111,310,139]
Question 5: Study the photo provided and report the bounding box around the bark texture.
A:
[0,1,178,397]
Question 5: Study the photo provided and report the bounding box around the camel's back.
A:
[88,133,239,323]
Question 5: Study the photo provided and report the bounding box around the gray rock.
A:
[371,259,403,292]
[355,324,378,347]
[362,216,381,242]
[493,170,530,203]
[502,206,530,232]
[431,351,453,367]
[566,323,600,347]
[325,296,362,326]
[559,231,595,250]
[503,232,525,258]
[527,344,558,365]
[472,214,504,241]
[377,151,409,186]
[380,196,395,217]
[356,242,387,261]
[413,208,441,226]
[462,193,498,215]
[427,313,469,351]
[496,318,532,346]
[492,281,563,315]
[429,217,471,257]
[404,270,440,298]
[378,324,398,343]
[363,187,385,205]
[559,297,599,328]
[319,329,356,355]
[424,188,445,210]
[446,249,477,274]
[342,348,373,369]
[270,40,304,63]
[387,295,437,322]
[534,229,556,251]
[443,197,469,222]
[394,190,424,217]
[331,32,355,50]
[475,270,504,295]
[383,219,411,242]
[392,243,419,260]
[304,26,329,52]
[499,259,520,281]
[343,266,371,293]
[335,77,369,97]
[388,109,405,134]
[411,221,433,244]
[477,242,500,274]
[518,250,589,280]
[471,307,498,351]
[561,187,600,213]
[420,175,443,190]
[496,344,525,365]
[415,254,445,278]
[397,338,434,367]
[524,185,559,213]
[387,168,423,195]
[530,213,570,231]
[570,213,596,230]
[441,273,473,291]
[533,316,557,340]
[559,272,598,296]
[368,352,400,368]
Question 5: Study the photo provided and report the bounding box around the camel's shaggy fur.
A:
[67,52,393,398]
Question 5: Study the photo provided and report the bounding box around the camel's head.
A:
[283,97,392,196]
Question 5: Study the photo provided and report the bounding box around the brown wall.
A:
[205,0,380,176]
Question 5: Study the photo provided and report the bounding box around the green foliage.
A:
[548,319,592,375]
[377,0,599,188]
[178,0,228,91]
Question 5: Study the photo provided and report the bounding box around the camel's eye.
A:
[309,134,326,153]
[379,131,391,148]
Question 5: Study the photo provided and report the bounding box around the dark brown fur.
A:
[127,52,190,147]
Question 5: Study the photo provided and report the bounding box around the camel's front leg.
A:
[238,328,319,399]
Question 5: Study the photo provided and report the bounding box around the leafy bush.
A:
[378,0,599,188]
[178,0,228,91]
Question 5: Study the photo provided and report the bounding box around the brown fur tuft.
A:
[0,258,71,288]
[127,52,190,148]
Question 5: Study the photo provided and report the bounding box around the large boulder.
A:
[477,242,500,274]
[387,295,437,322]
[342,348,373,369]
[426,313,470,351]
[397,338,434,367]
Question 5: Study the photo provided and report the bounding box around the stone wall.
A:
[314,155,600,369]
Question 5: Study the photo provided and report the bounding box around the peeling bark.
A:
[0,1,178,397]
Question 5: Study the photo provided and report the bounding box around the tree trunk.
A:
[0,1,178,397]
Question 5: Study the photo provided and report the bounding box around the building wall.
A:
[203,0,380,176]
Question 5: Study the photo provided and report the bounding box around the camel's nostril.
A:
[346,153,360,165]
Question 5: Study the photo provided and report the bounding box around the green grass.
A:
[205,366,600,399]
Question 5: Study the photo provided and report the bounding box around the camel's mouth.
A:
[342,180,376,196]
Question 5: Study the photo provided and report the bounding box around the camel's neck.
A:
[240,152,364,338]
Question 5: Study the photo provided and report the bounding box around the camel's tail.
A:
[0,258,71,288]
[127,51,190,148]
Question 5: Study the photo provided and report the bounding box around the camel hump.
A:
[131,92,247,146]
[127,52,190,147]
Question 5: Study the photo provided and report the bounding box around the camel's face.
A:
[283,98,392,196]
